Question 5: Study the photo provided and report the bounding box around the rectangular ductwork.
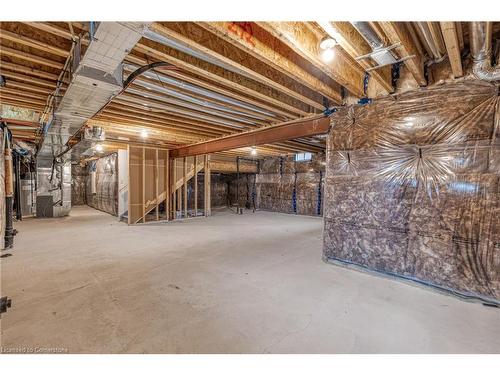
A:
[37,22,148,217]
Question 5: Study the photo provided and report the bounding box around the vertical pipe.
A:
[194,155,198,217]
[236,156,240,213]
[172,158,177,220]
[183,157,187,218]
[4,136,15,248]
[14,152,22,221]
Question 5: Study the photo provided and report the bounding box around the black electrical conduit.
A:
[55,61,180,160]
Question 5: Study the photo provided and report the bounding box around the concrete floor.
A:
[1,206,499,354]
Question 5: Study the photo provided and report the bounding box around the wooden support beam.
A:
[378,22,426,86]
[170,115,330,158]
[440,22,464,78]
[257,21,366,98]
[0,45,64,69]
[198,22,343,104]
[0,29,69,57]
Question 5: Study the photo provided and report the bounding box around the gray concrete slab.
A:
[1,206,499,353]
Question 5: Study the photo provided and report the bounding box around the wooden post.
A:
[183,157,188,218]
[194,155,198,217]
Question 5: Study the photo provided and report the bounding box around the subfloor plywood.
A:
[1,206,499,353]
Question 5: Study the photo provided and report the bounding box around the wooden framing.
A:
[198,22,342,104]
[194,155,198,216]
[378,22,426,86]
[127,145,170,224]
[439,22,463,78]
[204,154,211,217]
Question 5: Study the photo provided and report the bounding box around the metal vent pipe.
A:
[351,22,384,50]
[470,22,500,81]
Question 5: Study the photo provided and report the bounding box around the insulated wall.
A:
[71,163,87,206]
[323,81,499,304]
[86,153,118,216]
[256,154,325,216]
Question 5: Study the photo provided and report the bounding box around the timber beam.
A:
[439,22,463,78]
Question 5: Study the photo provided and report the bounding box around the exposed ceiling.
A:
[1,22,498,158]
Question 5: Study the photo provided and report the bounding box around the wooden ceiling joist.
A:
[0,70,57,88]
[0,29,69,57]
[316,22,393,94]
[257,21,369,98]
[134,42,313,117]
[0,45,64,69]
[149,23,325,111]
[0,60,59,80]
[439,22,463,78]
[378,22,426,86]
[197,22,342,104]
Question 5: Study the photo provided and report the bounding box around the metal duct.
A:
[350,22,398,67]
[37,22,148,217]
[415,22,443,60]
[351,22,384,50]
[470,22,500,81]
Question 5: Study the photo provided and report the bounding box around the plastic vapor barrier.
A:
[256,154,325,216]
[86,153,118,216]
[71,163,87,206]
[323,80,499,304]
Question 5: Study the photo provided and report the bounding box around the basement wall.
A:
[255,154,325,216]
[85,153,118,216]
[323,80,500,304]
[71,163,87,206]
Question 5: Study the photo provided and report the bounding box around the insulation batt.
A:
[256,154,325,216]
[323,80,500,304]
[71,163,87,206]
[86,153,118,216]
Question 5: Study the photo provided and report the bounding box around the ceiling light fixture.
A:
[140,129,149,138]
[321,48,335,63]
[95,144,104,152]
[251,147,257,156]
[319,36,337,50]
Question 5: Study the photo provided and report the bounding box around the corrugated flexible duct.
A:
[470,22,500,81]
